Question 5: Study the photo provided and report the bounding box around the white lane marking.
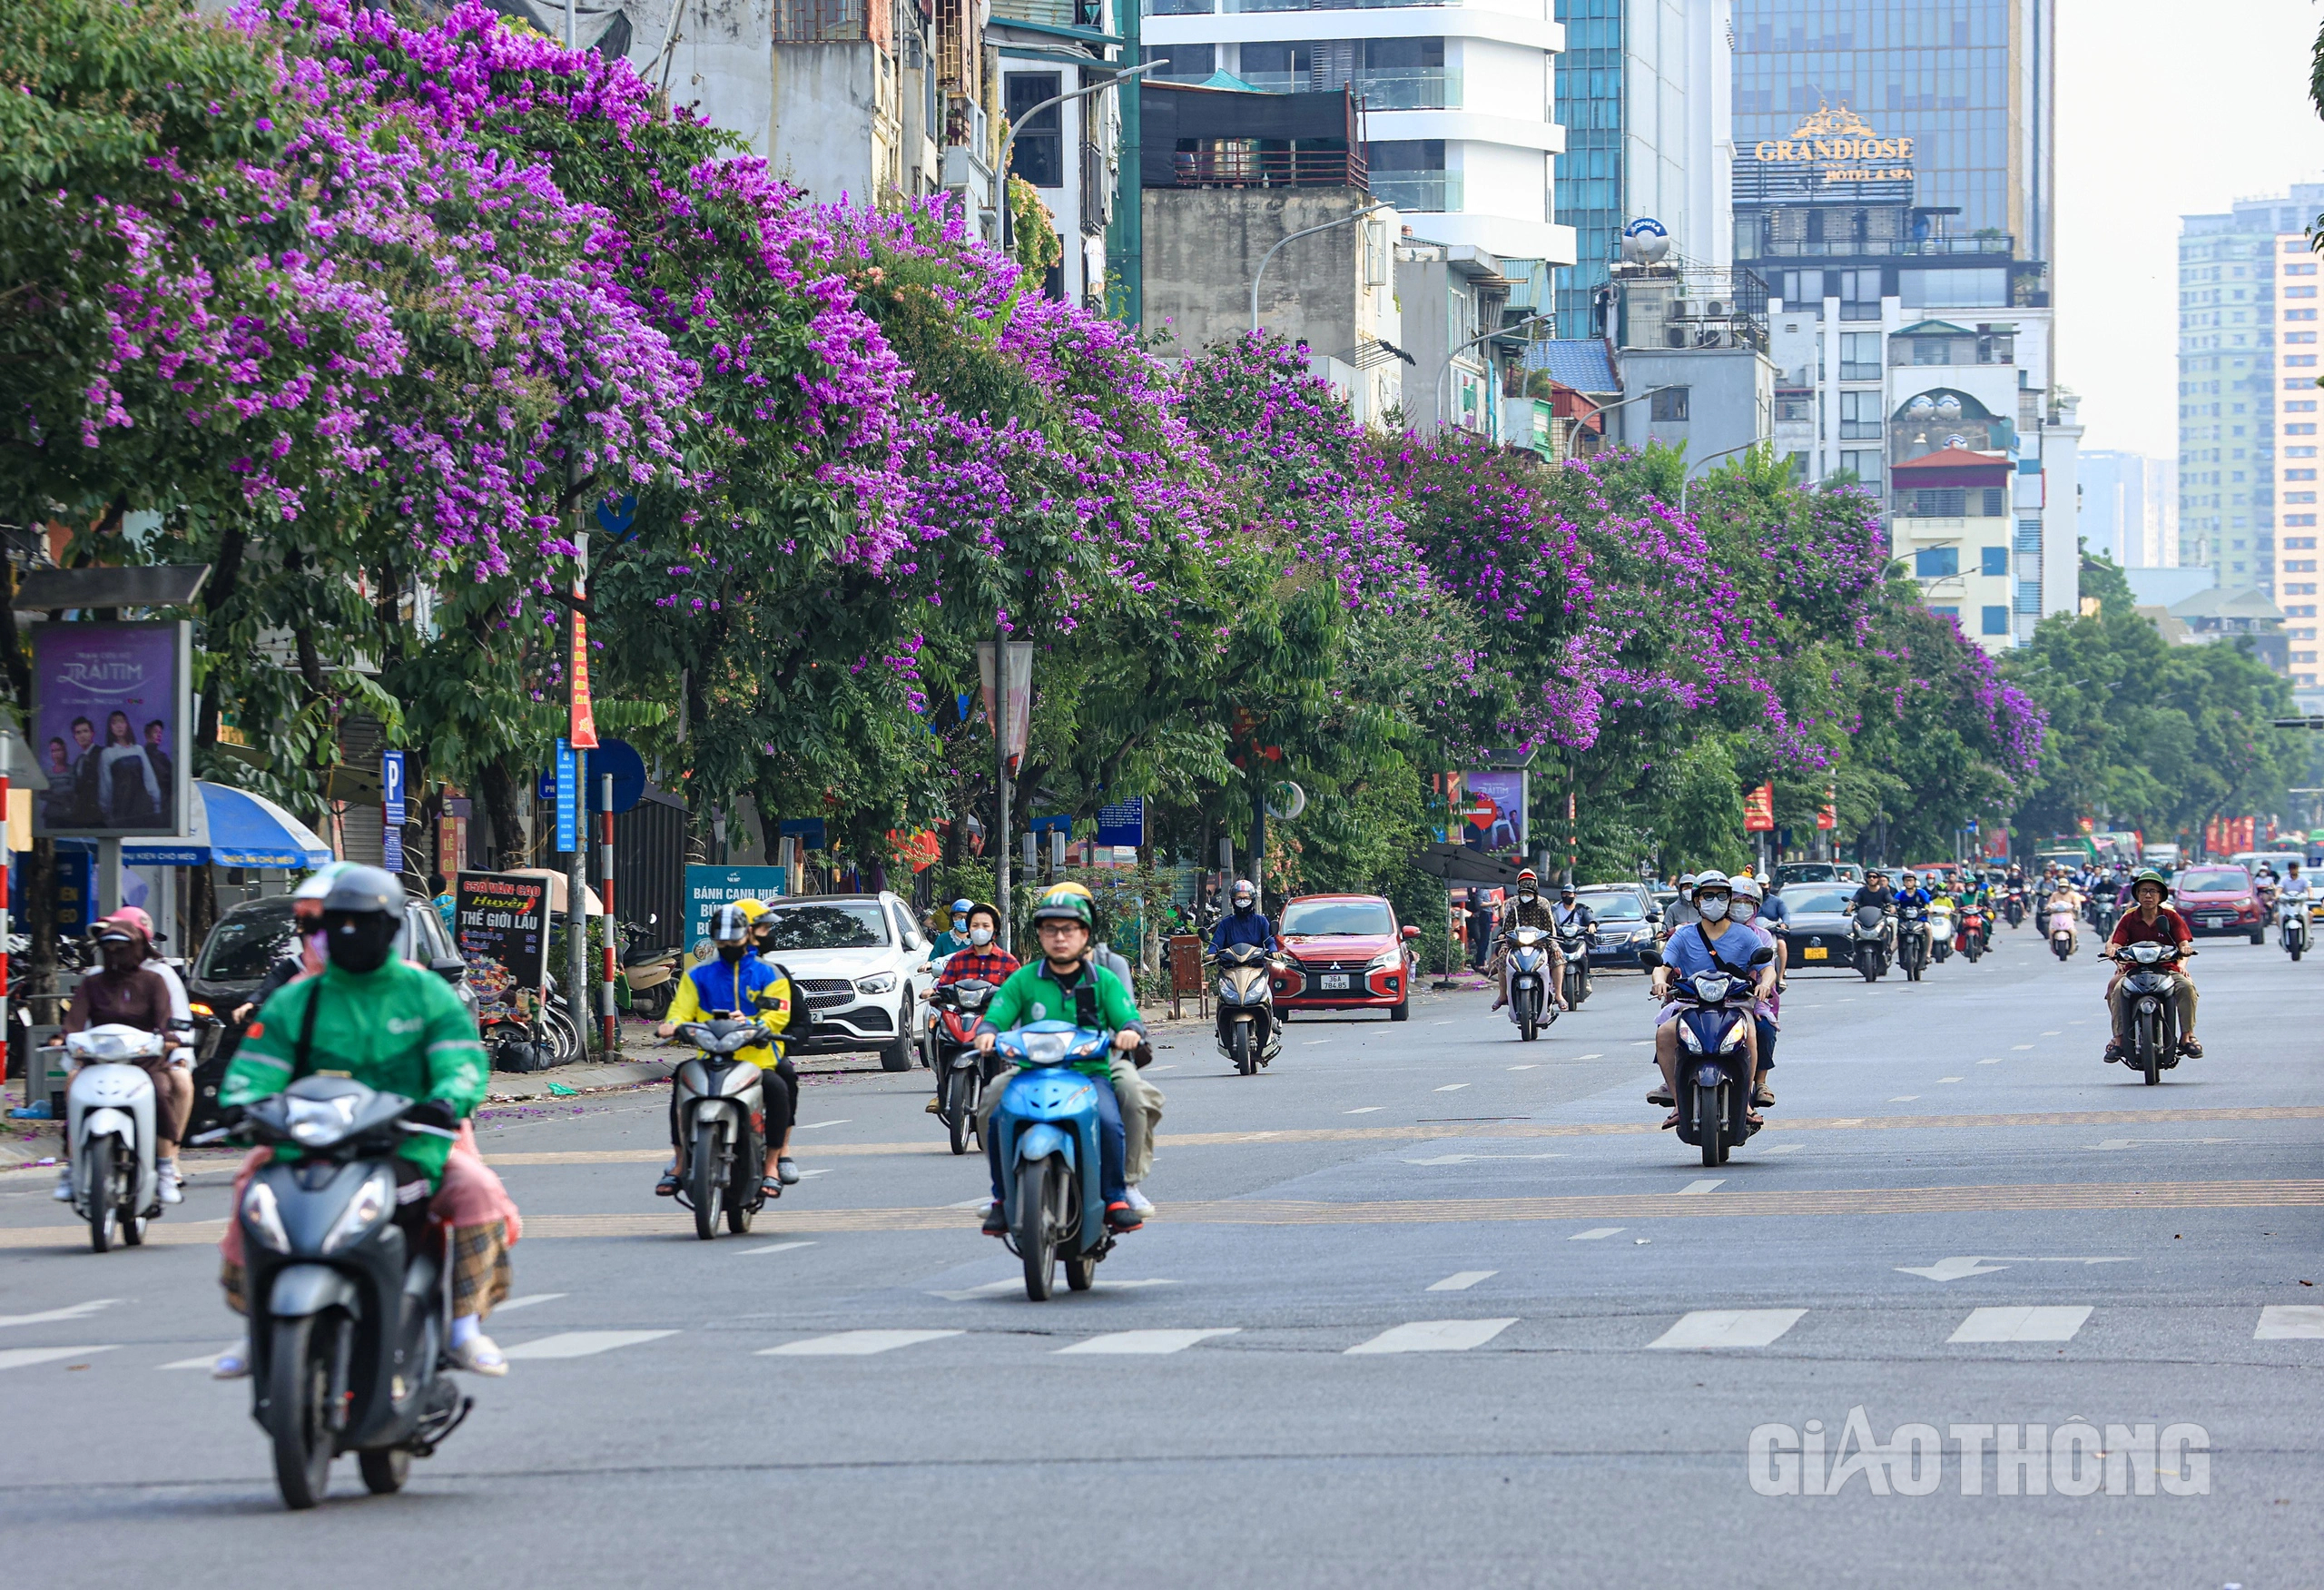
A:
[1147,1065,1177,1072]
[1649,1310,1806,1349]
[1404,1153,1564,1165]
[795,1169,832,1179]
[1344,1107,1384,1115]
[1898,1257,2132,1282]
[1346,1318,1517,1355]
[160,1346,238,1370]
[1629,1040,1654,1046]
[929,1279,1024,1300]
[1433,1084,1470,1092]
[761,1329,964,1357]
[1976,1058,2003,1065]
[2088,1138,2238,1151]
[2011,1044,2034,1051]
[1571,1052,1604,1060]
[2067,1019,2089,1026]
[1761,1143,1802,1155]
[2040,1031,2062,1037]
[1677,1179,1725,1195]
[947,1198,992,1210]
[1937,1076,1964,1083]
[0,1299,124,1329]
[1889,1095,1920,1102]
[1427,1271,1497,1292]
[797,1120,852,1130]
[493,1293,568,1313]
[1570,1228,1623,1240]
[503,1330,678,1360]
[0,1345,119,1371]
[1507,1064,1541,1072]
[1057,1328,1238,1356]
[740,1241,816,1257]
[1304,1040,1329,1046]
[1947,1306,2093,1344]
[2256,1306,2324,1339]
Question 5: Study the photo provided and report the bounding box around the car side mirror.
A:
[430,955,468,984]
[1648,907,1662,921]
[1401,925,1420,941]
[1635,947,1662,970]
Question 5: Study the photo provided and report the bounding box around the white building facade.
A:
[2079,450,2178,571]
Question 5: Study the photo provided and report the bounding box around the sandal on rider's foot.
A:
[1745,1111,1767,1129]
[1661,1110,1679,1131]
[1647,1086,1675,1107]
[2101,1042,2122,1064]
[776,1157,800,1185]
[1751,1082,1775,1108]
[980,1201,1009,1236]
[449,1334,508,1378]
[760,1177,783,1200]
[655,1167,680,1197]
[2178,1037,2204,1059]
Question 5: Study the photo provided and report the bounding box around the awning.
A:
[501,867,606,917]
[123,781,332,869]
[1412,843,1525,886]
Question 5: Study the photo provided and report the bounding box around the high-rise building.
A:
[2176,188,2324,618]
[2078,450,2176,570]
[1139,0,1575,270]
[1550,0,1735,339]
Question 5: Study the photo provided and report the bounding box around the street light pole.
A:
[999,62,1163,259]
[1250,201,1391,332]
[1679,437,1771,515]
[1434,311,1551,435]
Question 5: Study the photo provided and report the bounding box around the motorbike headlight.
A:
[1217,976,1236,1002]
[1019,1031,1072,1066]
[320,1170,395,1255]
[1720,1021,1748,1052]
[241,1180,292,1255]
[854,973,896,995]
[1679,1024,1703,1053]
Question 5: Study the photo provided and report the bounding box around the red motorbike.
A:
[1955,901,1989,963]
[928,979,1002,1156]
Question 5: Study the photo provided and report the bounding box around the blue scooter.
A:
[990,1021,1117,1300]
[1640,943,1775,1167]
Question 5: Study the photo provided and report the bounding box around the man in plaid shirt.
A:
[926,904,1019,1115]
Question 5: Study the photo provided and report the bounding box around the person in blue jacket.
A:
[1209,879,1278,953]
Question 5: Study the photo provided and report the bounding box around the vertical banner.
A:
[1745,784,1776,832]
[554,738,577,854]
[1001,642,1033,765]
[568,611,597,749]
[380,751,406,876]
[30,620,192,838]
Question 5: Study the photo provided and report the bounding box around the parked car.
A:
[751,893,934,1070]
[2169,865,2266,943]
[1574,884,1659,969]
[1771,862,1864,889]
[1766,886,1861,971]
[1272,894,1417,1020]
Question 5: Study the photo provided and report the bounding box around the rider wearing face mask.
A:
[1489,868,1566,1012]
[56,914,190,1205]
[925,903,1019,1116]
[931,897,976,957]
[1646,870,1775,1126]
[1208,879,1279,953]
[1726,876,1785,1109]
[655,903,801,1198]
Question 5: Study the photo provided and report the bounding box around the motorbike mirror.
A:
[1748,947,1776,967]
[1635,946,1662,970]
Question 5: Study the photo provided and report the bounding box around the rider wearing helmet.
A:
[972,888,1148,1236]
[931,897,977,957]
[2103,870,2201,1062]
[1209,878,1279,954]
[1646,870,1773,1126]
[1726,874,1784,1107]
[1490,868,1566,1012]
[1663,873,1703,936]
[217,865,511,1377]
[655,902,801,1198]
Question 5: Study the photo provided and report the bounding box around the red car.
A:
[2168,864,2266,943]
[1269,894,1419,1020]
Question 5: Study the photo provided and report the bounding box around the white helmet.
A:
[1729,875,1764,903]
[1692,869,1732,894]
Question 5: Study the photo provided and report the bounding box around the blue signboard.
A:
[778,817,826,852]
[1029,814,1074,836]
[1096,797,1144,849]
[554,739,577,854]
[684,864,789,955]
[381,751,406,875]
[584,737,647,814]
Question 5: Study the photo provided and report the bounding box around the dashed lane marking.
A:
[797,1120,852,1131]
[1948,1306,2092,1344]
[1569,1228,1623,1240]
[2257,1306,2324,1339]
[1434,1084,1470,1092]
[1346,1318,1517,1355]
[159,1346,235,1370]
[1890,1096,1920,1102]
[1344,1107,1384,1115]
[1649,1310,1805,1349]
[1057,1329,1237,1356]
[762,1329,963,1357]
[0,1299,123,1328]
[1427,1271,1498,1291]
[503,1330,677,1360]
[1678,1180,1725,1195]
[740,1241,816,1256]
[1937,1077,1964,1083]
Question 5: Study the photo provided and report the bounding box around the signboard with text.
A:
[455,871,549,1018]
[31,621,191,839]
[684,864,788,957]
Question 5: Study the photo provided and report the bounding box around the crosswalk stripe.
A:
[492,1293,567,1313]
[502,1330,677,1359]
[760,1329,963,1357]
[1056,1329,1238,1356]
[0,1344,117,1371]
[2256,1306,2324,1339]
[1427,1271,1497,1292]
[1649,1310,1806,1349]
[1948,1306,2092,1344]
[1569,1228,1624,1239]
[1345,1318,1516,1355]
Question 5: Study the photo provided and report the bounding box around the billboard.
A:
[454,871,549,1019]
[1459,770,1526,854]
[684,864,789,957]
[32,621,191,838]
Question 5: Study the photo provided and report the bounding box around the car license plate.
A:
[1803,946,1827,961]
[1321,973,1351,991]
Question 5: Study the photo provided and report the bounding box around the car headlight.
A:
[1367,949,1400,972]
[320,1171,394,1255]
[241,1180,292,1255]
[855,973,896,995]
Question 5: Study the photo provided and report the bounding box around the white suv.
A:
[753,894,935,1071]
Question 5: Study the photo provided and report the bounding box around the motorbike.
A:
[1926,900,1955,963]
[1640,943,1777,1168]
[222,1076,473,1509]
[2048,906,2078,961]
[1849,905,1891,983]
[621,940,681,1021]
[2112,941,2193,1086]
[1556,924,1593,1010]
[989,1021,1119,1300]
[928,978,1001,1156]
[1502,924,1557,1042]
[2003,887,2025,929]
[1212,943,1282,1076]
[59,1025,168,1253]
[668,1016,773,1239]
[1896,903,1932,983]
[1955,902,1988,963]
[2283,899,2310,962]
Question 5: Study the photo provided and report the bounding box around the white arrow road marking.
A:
[503,1330,677,1359]
[762,1329,962,1357]
[0,1299,124,1328]
[1948,1306,2092,1344]
[1649,1310,1805,1349]
[1346,1318,1517,1354]
[160,1346,238,1370]
[1427,1271,1498,1292]
[1057,1328,1237,1356]
[0,1345,118,1371]
[2256,1306,2324,1339]
[1897,1256,2133,1282]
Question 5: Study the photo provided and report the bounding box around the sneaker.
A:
[212,1347,251,1381]
[51,1170,73,1202]
[157,1164,184,1206]
[448,1334,508,1377]
[1105,1200,1144,1233]
[1646,1086,1674,1108]
[1124,1187,1155,1216]
[980,1201,1009,1236]
[775,1157,800,1186]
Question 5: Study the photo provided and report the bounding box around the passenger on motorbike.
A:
[232,864,343,1024]
[1727,875,1783,1109]
[1208,878,1279,954]
[2103,871,2200,1062]
[213,866,511,1378]
[654,904,799,1200]
[1662,874,1703,935]
[54,914,191,1206]
[1551,884,1596,999]
[930,898,977,958]
[972,889,1146,1236]
[924,902,1019,1115]
[2046,881,2083,953]
[1490,869,1567,1012]
[1645,873,1774,1127]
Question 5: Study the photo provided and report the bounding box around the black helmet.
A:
[319,864,404,974]
[321,864,401,917]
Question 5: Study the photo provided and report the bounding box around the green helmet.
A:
[1030,889,1093,928]
[2130,868,2170,896]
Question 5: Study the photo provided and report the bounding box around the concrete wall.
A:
[1143,187,1376,362]
[1615,345,1771,468]
[773,43,881,203]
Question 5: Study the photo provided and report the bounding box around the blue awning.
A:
[123,781,332,869]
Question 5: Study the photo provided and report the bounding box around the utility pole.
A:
[566,528,591,1064]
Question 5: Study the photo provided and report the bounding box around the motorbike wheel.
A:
[2136,1011,2162,1087]
[691,1118,725,1241]
[1065,1252,1098,1292]
[267,1315,336,1510]
[946,1072,976,1156]
[359,1447,410,1495]
[83,1137,115,1254]
[1858,953,1877,984]
[1519,993,1537,1042]
[725,1159,757,1236]
[1231,1023,1255,1077]
[1696,1082,1724,1169]
[1016,1159,1058,1301]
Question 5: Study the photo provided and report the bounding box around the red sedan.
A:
[2169,864,2266,943]
[1269,894,1419,1020]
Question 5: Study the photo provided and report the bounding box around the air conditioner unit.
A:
[1667,327,1688,348]
[1705,300,1728,318]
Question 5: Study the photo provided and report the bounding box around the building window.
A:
[1651,387,1690,421]
[1981,487,2005,517]
[1367,139,1450,212]
[1139,43,1214,79]
[1981,546,2008,578]
[1775,394,1813,422]
[1839,449,1882,484]
[1930,607,1960,620]
[1838,390,1881,439]
[1907,488,1966,517]
[1840,332,1881,381]
[1005,74,1063,189]
[1915,547,1959,579]
[1983,606,2010,636]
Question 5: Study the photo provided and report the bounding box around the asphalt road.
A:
[3,923,2320,1587]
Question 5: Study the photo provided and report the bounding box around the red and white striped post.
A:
[599,773,616,1053]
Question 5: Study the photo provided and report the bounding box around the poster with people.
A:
[1458,769,1527,855]
[32,621,191,837]
[454,872,550,1019]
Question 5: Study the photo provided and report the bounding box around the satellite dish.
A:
[1265,781,1308,821]
[1621,216,1671,263]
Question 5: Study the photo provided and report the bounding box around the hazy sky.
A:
[2057,0,2324,457]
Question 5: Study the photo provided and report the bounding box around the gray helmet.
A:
[320,864,401,918]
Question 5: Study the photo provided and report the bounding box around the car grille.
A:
[796,978,856,1008]
[1297,958,1377,976]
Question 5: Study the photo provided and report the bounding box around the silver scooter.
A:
[670,1017,772,1239]
[1502,924,1556,1042]
[62,1024,167,1253]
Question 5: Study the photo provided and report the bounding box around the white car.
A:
[753,894,935,1071]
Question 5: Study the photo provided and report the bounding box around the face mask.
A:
[1699,897,1730,922]
[325,913,399,974]
[951,918,968,934]
[970,926,994,947]
[99,940,141,974]
[716,943,746,965]
[1234,899,1254,914]
[1731,902,1758,923]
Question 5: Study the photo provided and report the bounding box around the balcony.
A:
[1169,143,1370,190]
[1369,171,1461,212]
[1237,67,1460,108]
[1746,235,2016,260]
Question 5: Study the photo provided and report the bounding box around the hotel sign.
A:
[1750,102,1912,184]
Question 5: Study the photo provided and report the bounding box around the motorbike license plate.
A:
[1320,973,1351,991]
[1802,946,1827,961]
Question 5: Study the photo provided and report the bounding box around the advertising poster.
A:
[32,621,191,838]
[455,871,549,1018]
[684,864,788,957]
[1459,770,1526,854]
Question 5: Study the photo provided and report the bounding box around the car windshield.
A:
[1575,891,1643,920]
[195,899,299,981]
[757,903,890,950]
[1788,891,1854,914]
[2176,868,2248,894]
[1280,900,1395,936]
